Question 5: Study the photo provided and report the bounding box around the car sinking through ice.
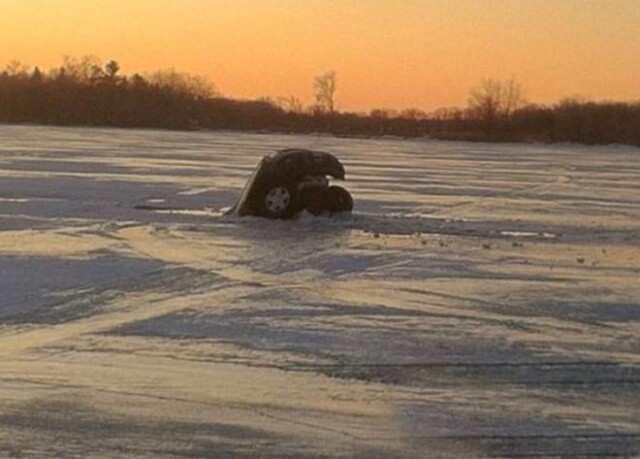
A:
[226,148,353,219]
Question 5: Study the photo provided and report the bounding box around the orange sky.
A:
[1,0,639,111]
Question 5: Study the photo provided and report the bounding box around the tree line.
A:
[1,58,638,146]
[0,57,427,137]
[431,78,640,146]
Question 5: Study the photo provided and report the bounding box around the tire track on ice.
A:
[0,281,252,359]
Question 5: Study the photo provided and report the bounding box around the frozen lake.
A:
[1,125,639,458]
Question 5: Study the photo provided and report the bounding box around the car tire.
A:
[325,186,353,214]
[260,183,298,218]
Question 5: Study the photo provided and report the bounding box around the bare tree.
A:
[399,108,427,120]
[502,77,525,117]
[313,71,337,114]
[467,77,524,122]
[370,108,396,134]
[147,69,218,99]
[57,55,103,81]
[4,60,29,77]
[370,108,397,119]
[468,78,502,123]
[104,60,120,80]
[431,107,464,121]
[277,95,304,113]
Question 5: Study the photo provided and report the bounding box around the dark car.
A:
[227,148,353,219]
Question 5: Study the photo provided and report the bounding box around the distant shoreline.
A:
[2,58,638,147]
[4,122,640,151]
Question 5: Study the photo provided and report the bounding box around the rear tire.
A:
[325,186,353,214]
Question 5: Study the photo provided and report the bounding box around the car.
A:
[227,148,353,219]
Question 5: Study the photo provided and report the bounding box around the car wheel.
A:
[325,186,353,214]
[261,183,297,218]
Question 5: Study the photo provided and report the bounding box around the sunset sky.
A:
[1,0,639,112]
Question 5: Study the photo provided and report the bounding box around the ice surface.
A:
[1,125,639,458]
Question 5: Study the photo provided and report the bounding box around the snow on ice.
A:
[1,125,639,458]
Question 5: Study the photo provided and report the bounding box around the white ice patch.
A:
[500,231,557,238]
[0,197,30,202]
[153,208,223,217]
